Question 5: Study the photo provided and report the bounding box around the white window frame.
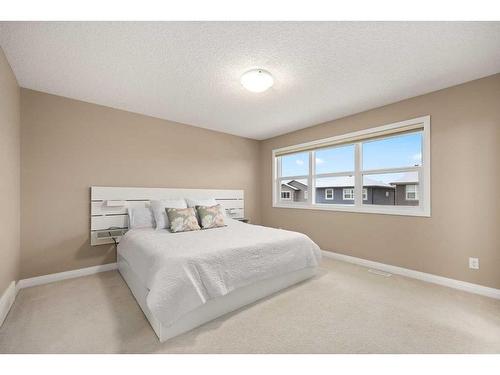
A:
[343,188,354,200]
[272,116,431,217]
[405,184,419,201]
[280,191,291,200]
[325,188,334,200]
[362,188,368,200]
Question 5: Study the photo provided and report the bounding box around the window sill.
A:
[272,203,431,217]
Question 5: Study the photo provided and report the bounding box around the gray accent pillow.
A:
[196,204,225,229]
[166,207,201,233]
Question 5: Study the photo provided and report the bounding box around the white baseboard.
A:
[322,250,500,300]
[17,263,118,290]
[0,281,17,327]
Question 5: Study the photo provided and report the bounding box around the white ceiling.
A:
[1,22,499,140]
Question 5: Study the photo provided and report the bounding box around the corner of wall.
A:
[0,46,21,305]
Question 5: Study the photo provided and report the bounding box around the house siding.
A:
[364,187,395,205]
[315,187,355,205]
[288,180,308,202]
[395,184,419,206]
[293,189,306,202]
[315,186,395,205]
[279,185,296,202]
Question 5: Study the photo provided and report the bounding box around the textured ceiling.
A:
[1,22,499,140]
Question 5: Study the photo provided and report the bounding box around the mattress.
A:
[118,219,321,327]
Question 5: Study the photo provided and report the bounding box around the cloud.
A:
[315,157,325,164]
[295,159,304,166]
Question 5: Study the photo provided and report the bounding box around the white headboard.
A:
[90,186,244,246]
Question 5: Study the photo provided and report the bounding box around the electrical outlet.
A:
[469,257,479,270]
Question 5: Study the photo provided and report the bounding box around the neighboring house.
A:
[280,180,308,202]
[315,176,395,205]
[390,172,419,206]
[281,174,420,206]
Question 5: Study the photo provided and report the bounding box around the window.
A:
[281,191,291,200]
[280,152,309,177]
[343,188,366,200]
[343,188,354,200]
[273,116,430,216]
[405,184,419,200]
[276,153,310,205]
[315,144,355,174]
[325,189,334,200]
[362,132,423,170]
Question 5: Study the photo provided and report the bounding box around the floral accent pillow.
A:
[196,204,225,229]
[166,207,201,233]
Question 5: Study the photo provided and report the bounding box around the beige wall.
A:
[20,89,261,279]
[0,48,20,294]
[260,74,500,289]
[15,73,500,290]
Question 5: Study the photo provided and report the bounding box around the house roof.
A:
[281,183,299,191]
[285,177,394,189]
[389,171,419,185]
[317,176,394,188]
[288,180,308,190]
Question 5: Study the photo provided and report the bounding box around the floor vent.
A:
[368,268,392,277]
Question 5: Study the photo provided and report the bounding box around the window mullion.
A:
[354,142,362,207]
[277,174,310,181]
[275,156,281,205]
[362,166,420,175]
[309,150,315,205]
[417,168,422,203]
[277,176,309,182]
[314,171,355,178]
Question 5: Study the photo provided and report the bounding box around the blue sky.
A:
[281,132,422,178]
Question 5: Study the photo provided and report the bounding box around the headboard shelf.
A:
[90,186,244,246]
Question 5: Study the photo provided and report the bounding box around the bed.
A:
[117,219,321,342]
[90,186,321,342]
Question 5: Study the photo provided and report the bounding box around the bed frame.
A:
[91,186,317,342]
[118,254,317,342]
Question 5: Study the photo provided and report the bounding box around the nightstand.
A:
[93,228,128,245]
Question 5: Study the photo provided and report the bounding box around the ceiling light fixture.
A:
[240,69,274,93]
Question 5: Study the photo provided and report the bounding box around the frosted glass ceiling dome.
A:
[240,69,274,93]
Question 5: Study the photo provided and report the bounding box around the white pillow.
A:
[185,198,226,217]
[128,207,155,229]
[150,199,187,230]
[185,198,217,208]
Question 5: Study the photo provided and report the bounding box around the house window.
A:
[343,188,354,200]
[280,191,291,200]
[405,184,419,200]
[325,189,334,200]
[273,116,431,216]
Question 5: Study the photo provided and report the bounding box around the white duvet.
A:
[118,219,321,327]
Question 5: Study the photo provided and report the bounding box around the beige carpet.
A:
[1,258,499,354]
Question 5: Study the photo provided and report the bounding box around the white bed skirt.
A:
[118,254,317,342]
